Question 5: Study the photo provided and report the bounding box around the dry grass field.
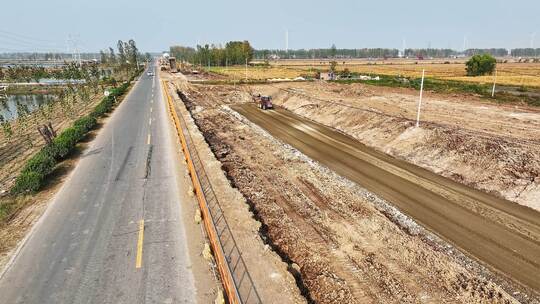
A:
[209,60,540,88]
[208,66,307,80]
[333,62,540,87]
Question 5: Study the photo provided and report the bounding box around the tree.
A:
[127,39,139,66]
[186,40,254,67]
[117,40,126,64]
[465,48,508,57]
[330,44,337,58]
[100,50,108,64]
[108,47,117,64]
[329,60,338,72]
[224,41,253,65]
[511,48,540,57]
[465,54,496,76]
[170,45,196,62]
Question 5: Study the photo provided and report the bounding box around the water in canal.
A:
[0,94,58,122]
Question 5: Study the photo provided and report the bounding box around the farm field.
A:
[208,60,540,88]
[208,66,307,80]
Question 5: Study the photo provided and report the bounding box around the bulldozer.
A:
[253,94,273,110]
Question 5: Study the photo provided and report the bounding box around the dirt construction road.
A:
[232,103,540,293]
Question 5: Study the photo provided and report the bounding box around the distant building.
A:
[319,72,335,80]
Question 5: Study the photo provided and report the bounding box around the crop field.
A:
[207,66,308,80]
[209,60,540,88]
[329,62,540,87]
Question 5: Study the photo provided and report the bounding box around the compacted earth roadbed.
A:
[232,103,540,293]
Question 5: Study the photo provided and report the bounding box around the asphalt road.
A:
[233,103,540,293]
[0,65,198,303]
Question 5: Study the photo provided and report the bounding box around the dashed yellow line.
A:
[135,219,144,269]
[150,107,153,113]
[149,118,152,125]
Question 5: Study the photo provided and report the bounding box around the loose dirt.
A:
[173,80,537,303]
[248,81,540,211]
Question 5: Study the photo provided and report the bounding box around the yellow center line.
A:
[150,107,153,113]
[149,118,152,125]
[135,219,144,269]
[147,134,151,145]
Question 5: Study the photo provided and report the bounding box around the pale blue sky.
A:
[1,0,538,52]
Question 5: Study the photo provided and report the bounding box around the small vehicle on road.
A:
[147,71,154,76]
[253,94,273,110]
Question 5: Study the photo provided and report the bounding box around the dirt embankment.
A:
[248,82,540,211]
[179,84,529,304]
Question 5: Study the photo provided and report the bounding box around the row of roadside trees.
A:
[99,39,149,67]
[255,46,400,59]
[99,39,148,79]
[1,39,144,83]
[0,63,100,83]
[170,41,254,67]
[253,46,540,59]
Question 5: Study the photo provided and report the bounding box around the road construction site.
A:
[167,73,540,303]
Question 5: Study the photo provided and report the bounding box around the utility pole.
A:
[415,69,425,128]
[285,29,289,58]
[531,32,537,57]
[402,37,406,57]
[491,69,497,97]
[68,34,82,66]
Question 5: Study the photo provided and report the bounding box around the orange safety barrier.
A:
[162,80,241,303]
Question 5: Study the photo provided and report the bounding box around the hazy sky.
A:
[1,0,538,52]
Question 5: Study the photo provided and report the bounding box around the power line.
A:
[0,29,63,45]
[0,30,64,52]
[0,40,63,52]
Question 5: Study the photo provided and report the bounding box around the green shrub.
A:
[50,127,84,159]
[466,54,496,76]
[73,116,97,133]
[109,88,121,96]
[21,151,56,176]
[91,100,112,117]
[40,143,59,159]
[11,171,44,194]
